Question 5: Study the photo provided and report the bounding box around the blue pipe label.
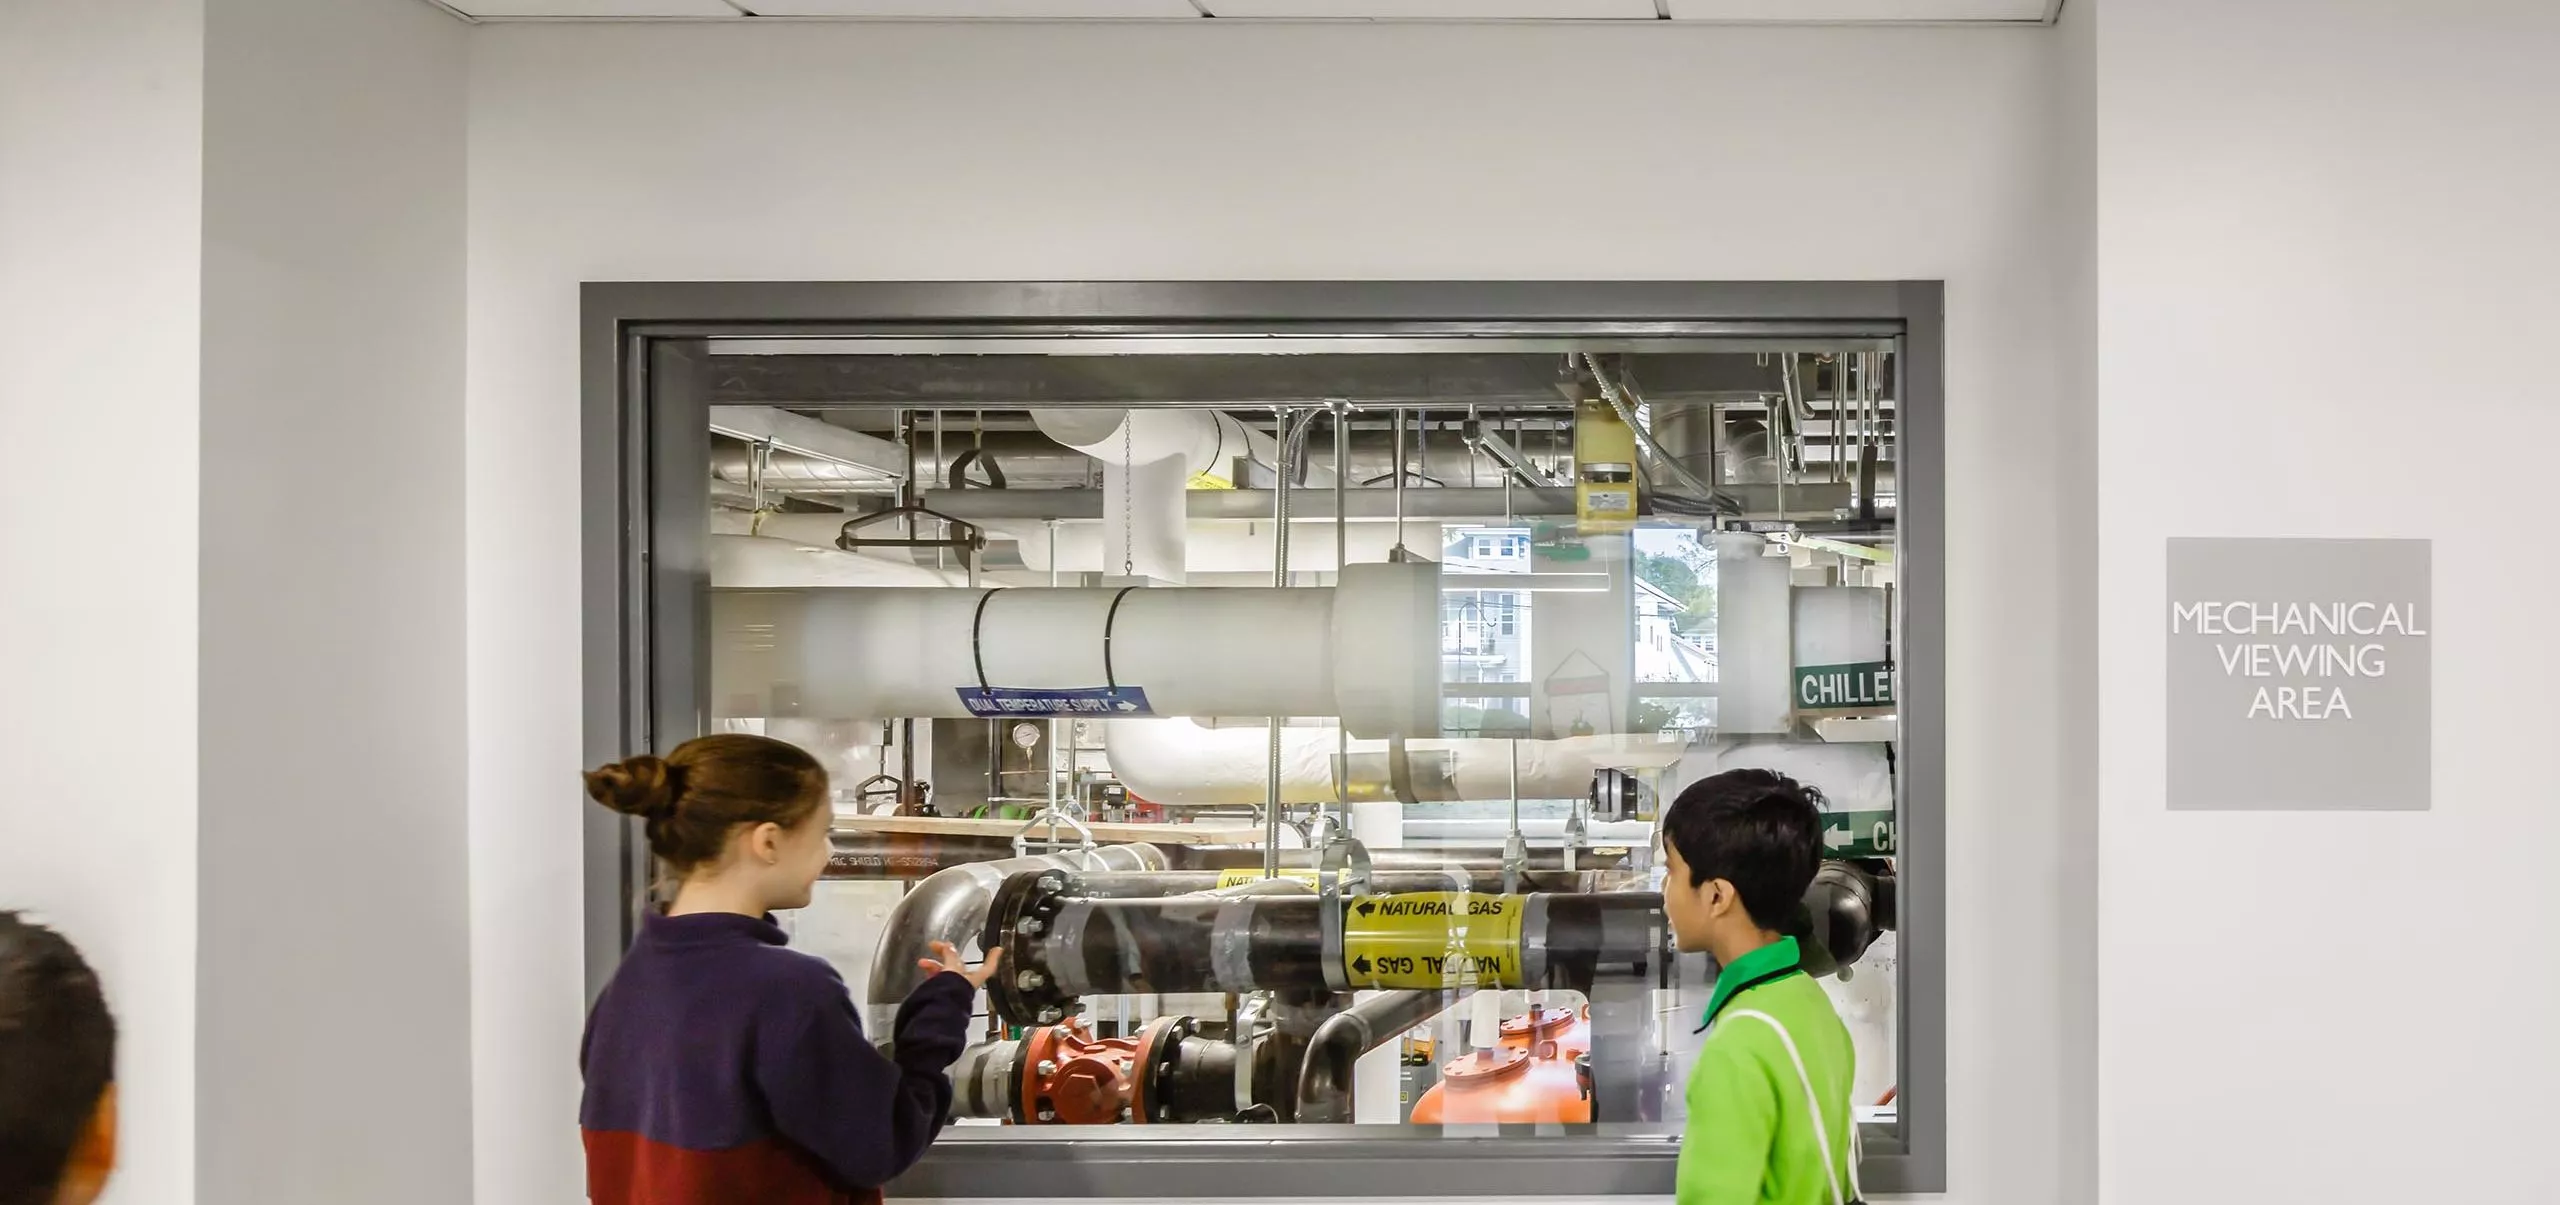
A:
[953,685,1154,718]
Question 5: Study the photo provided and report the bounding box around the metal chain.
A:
[1121,417,1135,578]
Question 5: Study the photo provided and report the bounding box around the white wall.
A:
[2048,1,2098,1202]
[2096,2,2560,1202]
[195,0,473,1201]
[468,20,2091,1204]
[0,5,205,1204]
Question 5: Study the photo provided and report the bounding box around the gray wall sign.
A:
[2166,537,2432,811]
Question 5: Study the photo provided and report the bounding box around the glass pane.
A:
[691,349,1903,1157]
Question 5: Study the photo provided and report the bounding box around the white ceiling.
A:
[439,0,2063,22]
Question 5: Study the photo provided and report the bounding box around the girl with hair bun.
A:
[577,733,999,1205]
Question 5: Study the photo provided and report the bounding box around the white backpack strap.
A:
[1725,1009,1848,1205]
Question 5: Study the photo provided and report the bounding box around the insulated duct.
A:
[716,429,1506,501]
[707,532,962,588]
[710,561,1441,736]
[739,512,1444,577]
[1101,718,1686,807]
[1031,410,1206,583]
[1030,409,1334,487]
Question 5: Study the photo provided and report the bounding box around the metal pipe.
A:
[1392,409,1410,558]
[990,888,1665,1015]
[1053,869,1631,897]
[1267,409,1295,878]
[953,1039,1021,1120]
[1047,521,1062,809]
[1858,351,1882,522]
[1160,845,1628,873]
[830,833,1535,882]
[863,843,1169,1012]
[1331,403,1350,837]
[1295,988,1472,1123]
[909,485,1578,522]
[1504,740,1526,894]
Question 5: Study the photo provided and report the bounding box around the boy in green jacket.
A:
[1663,770,1861,1205]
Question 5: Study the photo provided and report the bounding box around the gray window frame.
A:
[580,280,1946,1197]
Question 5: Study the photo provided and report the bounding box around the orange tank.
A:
[1499,1004,1591,1061]
[1409,1045,1592,1124]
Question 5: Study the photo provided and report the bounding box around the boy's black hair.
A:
[1661,769,1826,931]
[0,912,115,1205]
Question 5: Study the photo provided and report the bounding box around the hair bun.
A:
[584,754,680,820]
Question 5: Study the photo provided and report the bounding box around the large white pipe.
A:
[711,560,1439,737]
[705,531,962,588]
[734,512,1441,577]
[1031,408,1332,485]
[1034,408,1343,583]
[1108,452,1189,583]
[1101,717,1687,807]
[1001,519,1443,576]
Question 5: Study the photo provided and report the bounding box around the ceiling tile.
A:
[745,0,1201,14]
[1206,0,1658,18]
[451,0,742,15]
[1665,0,2050,19]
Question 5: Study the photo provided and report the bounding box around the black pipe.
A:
[1525,892,1670,990]
[984,875,1669,1024]
[1152,1032,1243,1122]
[1294,988,1470,1123]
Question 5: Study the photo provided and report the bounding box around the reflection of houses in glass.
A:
[1441,529,1531,685]
[1436,526,1717,687]
[1636,577,1718,684]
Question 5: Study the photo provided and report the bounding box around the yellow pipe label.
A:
[1214,868,1321,889]
[1188,472,1237,491]
[1341,892,1525,989]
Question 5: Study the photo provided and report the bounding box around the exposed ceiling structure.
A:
[700,348,1898,539]
[435,0,2059,23]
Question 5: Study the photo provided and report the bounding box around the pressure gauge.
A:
[1010,722,1043,751]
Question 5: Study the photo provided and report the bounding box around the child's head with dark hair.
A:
[0,913,117,1205]
[1657,769,1825,960]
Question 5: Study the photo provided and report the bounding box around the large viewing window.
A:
[584,282,1943,1197]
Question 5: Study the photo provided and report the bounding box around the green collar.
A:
[1699,936,1804,1031]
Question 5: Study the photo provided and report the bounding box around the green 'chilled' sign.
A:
[1794,660,1894,711]
[1820,809,1897,857]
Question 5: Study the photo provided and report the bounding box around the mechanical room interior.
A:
[602,310,1926,1195]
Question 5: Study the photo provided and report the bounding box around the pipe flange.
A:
[1128,1015,1192,1125]
[982,869,1079,1026]
[1519,893,1552,987]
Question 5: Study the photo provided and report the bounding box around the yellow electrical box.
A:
[1573,399,1638,530]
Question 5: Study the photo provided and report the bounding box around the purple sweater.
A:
[580,911,976,1205]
